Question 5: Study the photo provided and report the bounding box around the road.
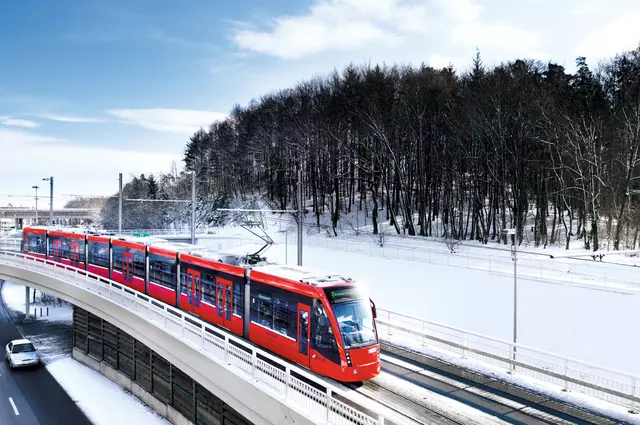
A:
[0,282,91,425]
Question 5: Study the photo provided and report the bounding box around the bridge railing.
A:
[0,250,404,425]
[377,308,640,412]
[0,238,21,252]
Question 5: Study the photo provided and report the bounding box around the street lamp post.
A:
[42,177,53,225]
[502,228,517,371]
[32,186,39,225]
[118,173,123,234]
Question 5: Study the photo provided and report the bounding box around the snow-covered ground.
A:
[48,357,169,425]
[381,333,640,425]
[2,281,72,325]
[1,281,170,425]
[197,218,640,377]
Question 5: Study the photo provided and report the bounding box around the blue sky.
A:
[1,0,640,208]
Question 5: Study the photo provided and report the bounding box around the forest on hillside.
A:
[99,46,640,251]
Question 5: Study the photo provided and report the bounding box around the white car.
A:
[5,339,40,369]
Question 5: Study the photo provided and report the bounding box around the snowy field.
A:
[1,281,170,425]
[198,219,640,376]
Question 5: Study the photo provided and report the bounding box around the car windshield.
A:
[332,301,377,349]
[13,343,36,353]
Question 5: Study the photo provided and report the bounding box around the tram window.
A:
[112,245,124,271]
[250,287,298,338]
[273,296,290,337]
[149,254,175,289]
[133,252,145,279]
[253,292,273,328]
[201,273,216,305]
[88,242,109,268]
[233,281,243,317]
[180,272,187,294]
[26,234,46,255]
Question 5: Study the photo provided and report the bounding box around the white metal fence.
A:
[104,228,212,236]
[289,233,640,292]
[0,250,403,425]
[0,238,21,252]
[376,308,640,412]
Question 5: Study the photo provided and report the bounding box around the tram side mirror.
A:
[370,298,377,319]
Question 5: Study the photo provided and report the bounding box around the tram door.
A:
[297,303,311,368]
[216,278,233,328]
[122,252,134,282]
[70,241,80,267]
[52,239,62,262]
[185,269,201,313]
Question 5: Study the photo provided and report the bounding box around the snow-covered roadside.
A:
[2,280,72,323]
[382,332,640,425]
[47,357,170,425]
[0,280,170,425]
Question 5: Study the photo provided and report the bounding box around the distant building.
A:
[0,217,14,230]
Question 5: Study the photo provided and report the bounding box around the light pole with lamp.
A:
[32,186,39,225]
[42,177,53,225]
[502,228,518,370]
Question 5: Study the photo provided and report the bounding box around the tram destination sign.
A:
[324,286,365,304]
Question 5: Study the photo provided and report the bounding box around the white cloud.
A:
[0,138,181,209]
[106,108,226,134]
[428,55,454,68]
[575,10,640,59]
[571,0,605,15]
[39,113,107,123]
[232,0,536,59]
[0,128,67,145]
[1,117,39,128]
[451,23,539,52]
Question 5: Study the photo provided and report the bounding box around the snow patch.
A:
[381,332,640,425]
[47,356,170,425]
[1,280,72,323]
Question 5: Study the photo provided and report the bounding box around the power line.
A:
[62,194,119,198]
[216,208,298,213]
[124,198,191,203]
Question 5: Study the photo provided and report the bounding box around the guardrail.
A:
[0,250,401,425]
[377,308,640,412]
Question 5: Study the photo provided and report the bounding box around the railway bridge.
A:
[0,207,99,228]
[0,250,399,425]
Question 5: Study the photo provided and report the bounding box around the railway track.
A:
[325,349,623,425]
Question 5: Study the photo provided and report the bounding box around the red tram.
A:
[20,226,381,382]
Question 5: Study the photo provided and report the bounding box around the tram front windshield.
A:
[325,286,377,350]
